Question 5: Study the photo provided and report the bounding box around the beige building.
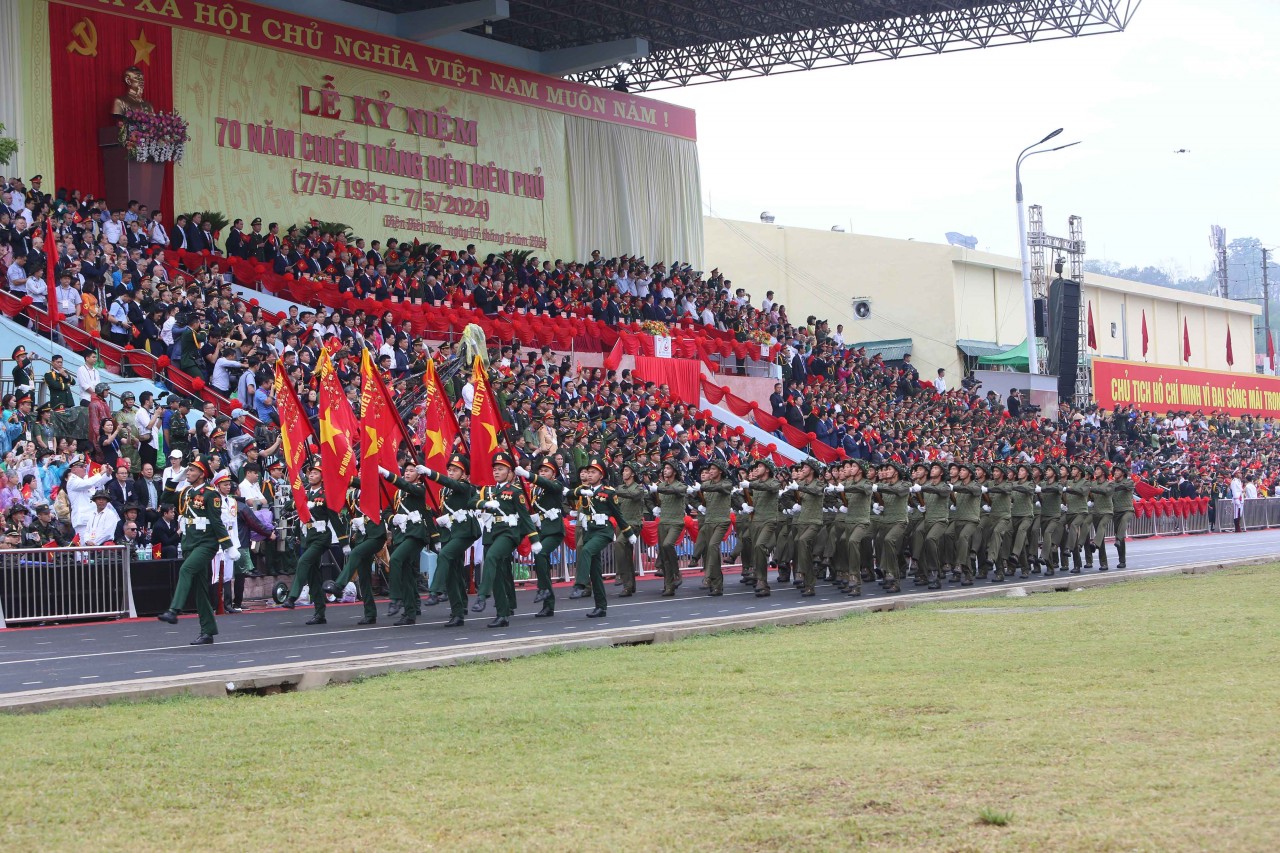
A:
[703,217,1261,380]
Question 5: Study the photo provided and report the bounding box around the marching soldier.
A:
[520,456,567,618]
[1111,464,1136,569]
[321,484,386,625]
[871,462,911,593]
[472,451,539,628]
[379,461,437,626]
[1008,464,1037,578]
[572,456,636,618]
[730,474,755,588]
[790,458,826,597]
[1028,465,1045,573]
[1039,465,1065,577]
[949,464,983,586]
[841,461,876,596]
[918,462,951,590]
[423,454,479,626]
[157,458,236,645]
[906,463,929,584]
[1063,463,1091,573]
[740,457,781,597]
[612,462,649,597]
[689,458,734,596]
[985,465,1014,582]
[1086,464,1114,570]
[651,458,689,596]
[284,463,347,624]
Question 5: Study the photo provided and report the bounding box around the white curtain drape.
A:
[0,0,27,179]
[564,115,703,268]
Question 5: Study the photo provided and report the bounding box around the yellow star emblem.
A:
[130,29,156,65]
[481,422,499,452]
[425,428,446,459]
[319,410,339,450]
[363,425,382,458]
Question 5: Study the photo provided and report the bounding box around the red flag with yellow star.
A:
[358,348,407,520]
[273,362,314,524]
[469,356,505,487]
[315,347,359,511]
[420,356,460,503]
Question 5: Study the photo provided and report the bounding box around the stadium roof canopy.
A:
[298,0,1143,91]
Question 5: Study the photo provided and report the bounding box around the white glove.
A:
[222,546,240,562]
[531,542,543,555]
[569,510,579,519]
[652,507,661,518]
[1062,504,1069,512]
[1034,485,1042,493]
[484,500,501,510]
[838,506,847,513]
[580,487,596,498]
[832,484,845,493]
[435,514,453,528]
[783,482,799,493]
[343,545,351,556]
[871,484,879,493]
[981,486,989,494]
[906,504,914,513]
[415,465,429,476]
[948,484,955,491]
[982,505,991,513]
[687,483,701,494]
[1035,501,1041,508]
[1087,501,1094,508]
[515,466,531,479]
[740,480,751,490]
[434,544,442,552]
[392,513,409,526]
[628,534,638,545]
[378,466,392,478]
[648,484,658,494]
[741,505,754,514]
[872,505,883,515]
[697,505,706,514]
[910,484,922,493]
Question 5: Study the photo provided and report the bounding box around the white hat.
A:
[169,449,185,459]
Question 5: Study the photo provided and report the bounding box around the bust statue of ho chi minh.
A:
[111,65,154,120]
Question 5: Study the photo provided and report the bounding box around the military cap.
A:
[6,504,30,520]
[188,458,215,480]
[492,450,515,470]
[448,453,470,472]
[587,455,609,476]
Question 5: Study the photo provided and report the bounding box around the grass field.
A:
[2,568,1279,851]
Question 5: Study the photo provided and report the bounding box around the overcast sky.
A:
[656,0,1275,280]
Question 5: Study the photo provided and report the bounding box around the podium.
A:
[98,127,164,213]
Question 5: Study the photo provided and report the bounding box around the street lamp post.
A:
[1015,130,1081,375]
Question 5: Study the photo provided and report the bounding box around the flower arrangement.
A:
[747,329,773,345]
[119,109,189,163]
[641,320,671,338]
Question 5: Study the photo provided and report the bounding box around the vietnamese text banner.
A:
[1093,357,1280,417]
[51,0,695,139]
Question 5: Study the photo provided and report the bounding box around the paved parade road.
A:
[2,530,1278,698]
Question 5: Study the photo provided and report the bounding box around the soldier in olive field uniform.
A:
[651,459,690,596]
[1063,462,1091,573]
[871,462,911,593]
[689,458,735,596]
[1110,464,1136,569]
[789,458,826,597]
[740,457,781,597]
[1086,464,1114,570]
[612,462,649,597]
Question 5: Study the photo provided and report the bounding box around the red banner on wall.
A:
[50,0,696,140]
[1092,357,1280,417]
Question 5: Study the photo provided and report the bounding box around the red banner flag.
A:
[1183,318,1191,362]
[273,362,314,524]
[45,220,60,325]
[1226,325,1234,366]
[358,348,408,520]
[469,356,504,487]
[1268,331,1275,372]
[315,347,359,510]
[1086,302,1097,350]
[1140,309,1148,358]
[420,356,460,503]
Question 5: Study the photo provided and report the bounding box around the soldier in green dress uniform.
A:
[689,458,735,596]
[424,454,479,626]
[740,457,781,597]
[376,461,436,625]
[651,458,689,596]
[157,458,236,645]
[284,463,347,625]
[612,462,649,597]
[572,456,636,617]
[321,483,385,625]
[520,456,566,617]
[471,451,539,627]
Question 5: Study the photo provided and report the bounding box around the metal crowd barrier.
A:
[1215,497,1280,533]
[0,545,135,628]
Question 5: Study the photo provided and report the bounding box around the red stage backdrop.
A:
[633,356,700,407]
[48,3,174,213]
[1093,357,1280,418]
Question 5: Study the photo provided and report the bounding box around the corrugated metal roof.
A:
[957,339,1014,358]
[851,338,913,361]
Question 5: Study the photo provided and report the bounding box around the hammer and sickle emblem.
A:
[66,18,98,57]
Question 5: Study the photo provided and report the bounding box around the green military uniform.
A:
[159,464,234,640]
[288,480,347,621]
[919,479,952,589]
[425,459,478,623]
[1038,475,1065,575]
[473,464,538,624]
[528,464,567,614]
[573,458,634,615]
[1008,477,1037,576]
[791,462,826,596]
[690,465,734,595]
[743,462,782,596]
[731,483,755,586]
[1086,478,1114,569]
[324,484,385,623]
[872,474,911,591]
[949,474,983,585]
[44,366,75,410]
[1063,473,1091,572]
[1111,471,1136,567]
[612,476,649,595]
[842,472,875,594]
[985,473,1013,579]
[653,468,690,595]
